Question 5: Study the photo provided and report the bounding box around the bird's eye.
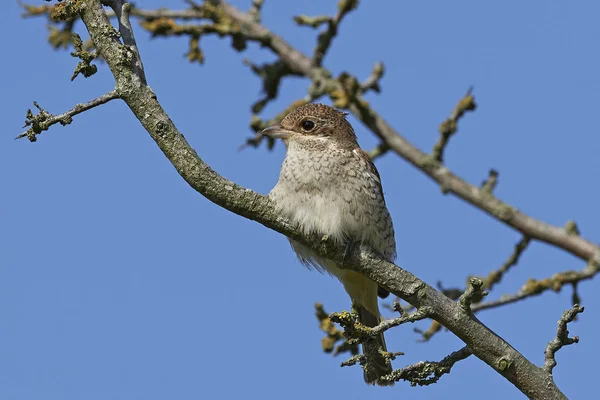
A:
[301,120,315,131]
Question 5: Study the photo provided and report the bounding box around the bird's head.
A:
[262,103,358,148]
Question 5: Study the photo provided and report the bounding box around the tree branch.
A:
[329,306,432,344]
[378,346,473,386]
[482,236,531,293]
[102,0,146,82]
[360,61,385,94]
[248,0,264,23]
[472,261,599,312]
[16,90,120,142]
[543,305,584,375]
[432,87,476,162]
[411,237,530,342]
[294,0,358,67]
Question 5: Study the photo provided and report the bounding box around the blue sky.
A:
[2,1,599,399]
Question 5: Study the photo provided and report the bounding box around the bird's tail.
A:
[356,305,393,386]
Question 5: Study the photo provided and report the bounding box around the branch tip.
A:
[432,88,477,162]
[564,220,580,236]
[360,61,385,94]
[16,90,120,142]
[306,0,359,67]
[543,304,584,375]
[459,277,488,312]
[481,168,499,193]
[248,0,264,22]
[482,236,531,293]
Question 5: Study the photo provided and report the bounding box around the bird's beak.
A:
[262,124,294,140]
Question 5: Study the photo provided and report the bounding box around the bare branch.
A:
[378,346,473,386]
[432,87,477,162]
[373,307,433,335]
[360,61,385,94]
[481,168,499,194]
[330,306,432,344]
[482,236,531,293]
[16,90,121,142]
[416,239,530,342]
[419,244,535,342]
[416,238,529,342]
[382,235,534,344]
[248,0,264,22]
[472,261,600,312]
[243,59,301,114]
[20,1,55,18]
[294,0,359,67]
[543,305,584,375]
[340,350,403,380]
[459,277,488,312]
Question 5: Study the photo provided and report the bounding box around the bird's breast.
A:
[270,158,349,243]
[270,145,387,245]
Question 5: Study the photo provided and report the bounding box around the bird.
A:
[263,103,396,385]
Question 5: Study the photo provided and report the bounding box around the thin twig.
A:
[543,305,584,375]
[372,307,433,336]
[481,169,499,194]
[243,59,301,114]
[472,261,600,312]
[361,61,385,93]
[248,0,264,22]
[483,236,531,293]
[378,346,473,386]
[432,88,477,162]
[294,0,358,67]
[329,307,432,343]
[16,90,121,142]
